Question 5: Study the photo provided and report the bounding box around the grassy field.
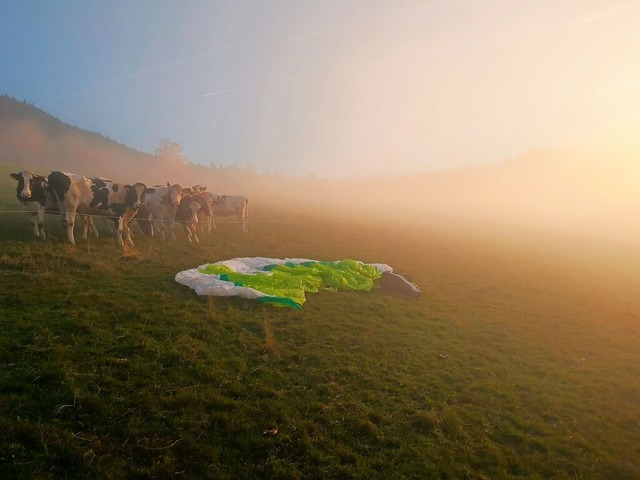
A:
[1,163,639,479]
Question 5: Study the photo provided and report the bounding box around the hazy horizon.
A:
[2,1,639,178]
[3,1,640,250]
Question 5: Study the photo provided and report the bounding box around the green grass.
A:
[1,163,639,479]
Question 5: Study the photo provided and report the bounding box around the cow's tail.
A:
[135,205,153,236]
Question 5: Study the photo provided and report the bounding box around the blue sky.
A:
[1,1,639,178]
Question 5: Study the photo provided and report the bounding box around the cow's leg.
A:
[88,216,99,238]
[196,212,204,236]
[64,209,77,244]
[116,216,125,246]
[148,219,156,237]
[126,226,135,246]
[241,214,248,234]
[193,225,200,243]
[121,213,135,246]
[210,216,217,231]
[28,213,38,237]
[157,218,172,240]
[183,224,192,242]
[197,212,209,236]
[29,212,40,237]
[108,219,117,235]
[80,215,90,240]
[37,206,47,240]
[168,221,176,241]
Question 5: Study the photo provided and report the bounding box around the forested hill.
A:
[0,95,155,181]
[0,94,310,199]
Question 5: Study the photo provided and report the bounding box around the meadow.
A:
[0,163,638,479]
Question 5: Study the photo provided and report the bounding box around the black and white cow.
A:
[9,170,51,239]
[47,171,95,244]
[47,171,152,246]
[11,170,99,241]
[204,193,249,234]
[86,177,153,246]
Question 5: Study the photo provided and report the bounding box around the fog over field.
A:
[2,92,640,256]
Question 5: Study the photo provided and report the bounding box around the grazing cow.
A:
[136,183,183,240]
[204,193,249,234]
[48,171,152,246]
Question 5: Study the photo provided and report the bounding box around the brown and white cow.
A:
[204,193,249,234]
[135,183,183,240]
[184,190,214,237]
[175,197,202,243]
[48,171,152,246]
[176,191,213,243]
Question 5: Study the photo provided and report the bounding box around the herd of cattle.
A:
[9,170,249,246]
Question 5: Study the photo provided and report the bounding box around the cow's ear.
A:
[10,173,19,180]
[167,182,170,187]
[145,187,156,194]
[202,186,207,191]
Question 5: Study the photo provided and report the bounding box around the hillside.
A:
[0,95,317,203]
[0,95,156,180]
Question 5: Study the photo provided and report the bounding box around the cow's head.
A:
[192,192,213,216]
[168,184,183,207]
[187,201,202,222]
[126,182,150,209]
[191,185,206,193]
[10,170,46,202]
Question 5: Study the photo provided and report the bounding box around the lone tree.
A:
[154,138,188,166]
[153,138,190,183]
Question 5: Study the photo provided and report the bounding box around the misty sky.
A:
[1,0,639,178]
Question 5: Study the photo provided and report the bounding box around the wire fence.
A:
[0,209,276,225]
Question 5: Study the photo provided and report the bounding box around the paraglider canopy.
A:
[175,257,420,309]
[378,272,421,297]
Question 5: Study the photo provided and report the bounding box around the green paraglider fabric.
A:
[198,259,382,309]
